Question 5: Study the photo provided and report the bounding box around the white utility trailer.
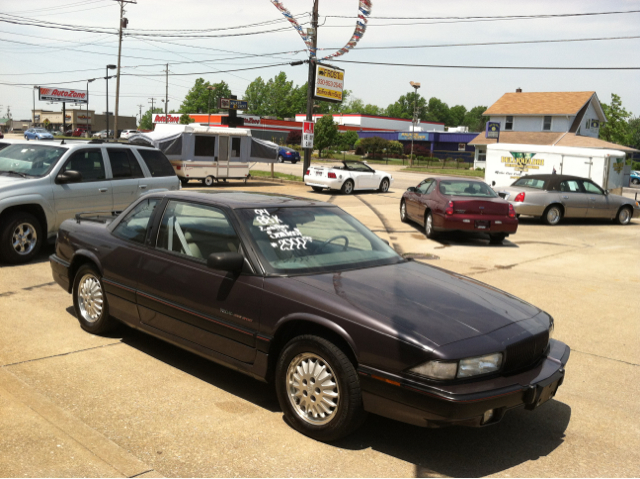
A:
[484,143,629,194]
[128,124,278,186]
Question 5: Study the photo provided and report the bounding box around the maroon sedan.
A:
[401,177,518,244]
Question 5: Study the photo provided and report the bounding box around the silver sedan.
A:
[497,174,640,225]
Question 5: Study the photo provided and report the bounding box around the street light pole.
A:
[32,86,39,126]
[207,85,216,126]
[409,81,421,167]
[86,79,95,135]
[303,0,319,174]
[105,64,116,138]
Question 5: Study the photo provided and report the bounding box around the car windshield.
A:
[236,206,403,275]
[512,177,546,189]
[438,180,497,197]
[0,144,67,177]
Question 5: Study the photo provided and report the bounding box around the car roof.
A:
[153,191,334,209]
[514,174,592,187]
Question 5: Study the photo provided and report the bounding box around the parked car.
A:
[497,174,640,225]
[24,128,54,141]
[278,146,300,163]
[304,160,393,194]
[0,141,179,264]
[120,129,140,140]
[92,130,112,139]
[401,177,518,244]
[0,131,4,139]
[631,170,640,185]
[50,191,569,442]
[73,127,90,137]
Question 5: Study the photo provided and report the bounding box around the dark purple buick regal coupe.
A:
[50,191,569,442]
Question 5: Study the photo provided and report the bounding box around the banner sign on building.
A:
[398,132,428,141]
[39,87,88,104]
[486,122,500,139]
[313,64,344,103]
[219,98,248,110]
[240,115,261,125]
[302,121,314,148]
[153,114,181,124]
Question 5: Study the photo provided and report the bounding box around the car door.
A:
[558,179,589,218]
[106,147,146,212]
[52,147,113,229]
[581,179,613,218]
[406,179,432,220]
[135,199,264,363]
[133,148,179,191]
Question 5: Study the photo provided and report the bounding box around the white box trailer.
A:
[128,124,278,186]
[485,143,629,193]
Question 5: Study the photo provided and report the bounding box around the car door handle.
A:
[139,185,147,190]
[562,195,569,199]
[99,188,108,193]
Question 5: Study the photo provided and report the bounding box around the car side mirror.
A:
[407,187,416,193]
[56,170,82,184]
[207,252,245,273]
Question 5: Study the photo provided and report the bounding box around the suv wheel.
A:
[275,335,366,442]
[0,212,43,264]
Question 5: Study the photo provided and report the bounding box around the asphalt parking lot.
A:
[1,178,639,477]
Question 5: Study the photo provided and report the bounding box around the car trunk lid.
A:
[449,197,509,216]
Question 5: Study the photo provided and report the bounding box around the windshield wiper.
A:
[1,170,30,178]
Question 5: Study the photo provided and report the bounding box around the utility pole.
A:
[164,64,169,124]
[409,81,421,167]
[303,0,319,174]
[113,0,135,141]
[136,104,144,127]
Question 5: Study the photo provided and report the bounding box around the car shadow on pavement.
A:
[0,242,55,267]
[517,216,638,227]
[405,222,519,249]
[333,400,571,477]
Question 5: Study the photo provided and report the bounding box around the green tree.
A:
[359,136,391,159]
[266,72,294,119]
[178,78,232,114]
[424,97,451,125]
[385,92,426,120]
[337,130,359,150]
[343,97,384,115]
[179,113,193,125]
[462,105,488,132]
[244,76,268,116]
[287,82,308,117]
[600,94,632,146]
[628,116,640,150]
[139,107,163,130]
[449,105,467,127]
[314,114,339,157]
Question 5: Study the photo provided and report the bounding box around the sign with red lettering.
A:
[302,121,314,148]
[39,86,88,104]
[153,114,181,124]
[313,64,344,104]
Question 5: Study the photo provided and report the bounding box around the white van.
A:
[484,143,629,193]
[129,125,278,186]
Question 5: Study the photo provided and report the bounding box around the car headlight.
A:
[457,353,503,378]
[409,352,503,380]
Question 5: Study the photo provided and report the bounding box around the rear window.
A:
[136,149,176,177]
[512,177,546,189]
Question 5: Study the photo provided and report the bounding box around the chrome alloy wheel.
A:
[286,352,340,426]
[380,179,389,192]
[546,206,561,225]
[619,208,631,225]
[400,201,407,220]
[12,222,37,256]
[426,213,433,235]
[77,273,104,323]
[343,181,353,194]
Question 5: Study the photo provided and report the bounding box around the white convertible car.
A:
[304,160,394,194]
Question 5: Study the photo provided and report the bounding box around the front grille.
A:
[504,330,549,373]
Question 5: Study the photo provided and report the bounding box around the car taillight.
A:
[305,169,310,176]
[328,172,337,179]
[445,201,454,216]
[514,192,525,202]
[176,165,181,170]
[508,204,516,218]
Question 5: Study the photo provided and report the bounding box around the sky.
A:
[1,0,639,122]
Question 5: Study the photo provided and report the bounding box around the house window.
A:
[458,143,466,151]
[505,116,513,130]
[585,119,590,129]
[477,148,486,163]
[543,116,552,131]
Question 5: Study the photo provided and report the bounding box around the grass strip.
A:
[250,169,303,182]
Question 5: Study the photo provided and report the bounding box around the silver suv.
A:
[0,140,179,264]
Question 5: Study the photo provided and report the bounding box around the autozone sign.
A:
[39,87,88,104]
[153,114,181,124]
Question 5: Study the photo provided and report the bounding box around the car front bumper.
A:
[358,338,569,428]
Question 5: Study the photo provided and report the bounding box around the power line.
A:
[331,59,640,70]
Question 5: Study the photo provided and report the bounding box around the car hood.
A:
[292,261,542,348]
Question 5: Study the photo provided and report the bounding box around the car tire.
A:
[72,264,115,335]
[632,178,639,185]
[615,206,633,225]
[341,180,354,195]
[278,155,284,163]
[400,200,409,223]
[425,211,437,239]
[203,176,215,187]
[275,334,366,442]
[0,212,43,265]
[489,233,507,245]
[35,137,40,141]
[543,204,563,225]
[378,178,390,193]
[180,178,189,187]
[311,186,323,192]
[293,161,298,164]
